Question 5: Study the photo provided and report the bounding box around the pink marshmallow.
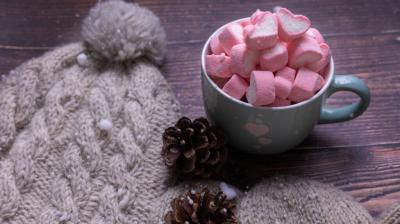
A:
[288,36,322,68]
[275,66,296,83]
[222,74,249,100]
[306,43,331,72]
[243,25,254,38]
[274,76,293,99]
[240,18,252,27]
[250,9,269,24]
[268,98,291,107]
[319,63,330,78]
[245,13,278,50]
[314,74,325,92]
[230,44,258,78]
[276,8,311,42]
[205,54,232,78]
[210,33,225,55]
[259,42,288,72]
[306,28,325,44]
[219,23,244,55]
[288,67,324,103]
[246,71,275,106]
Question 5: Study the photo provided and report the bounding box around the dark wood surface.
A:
[1,0,399,219]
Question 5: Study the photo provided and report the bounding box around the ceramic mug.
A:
[200,19,371,154]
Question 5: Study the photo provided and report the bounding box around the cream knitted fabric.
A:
[237,176,374,224]
[0,43,182,223]
[380,204,400,224]
[0,1,180,223]
[0,1,398,224]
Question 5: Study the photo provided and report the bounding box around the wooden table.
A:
[1,0,399,219]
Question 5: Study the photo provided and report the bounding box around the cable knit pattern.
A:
[0,44,80,154]
[0,1,399,223]
[0,39,180,223]
[379,203,400,224]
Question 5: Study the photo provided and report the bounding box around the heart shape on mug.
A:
[244,122,269,137]
[258,137,272,145]
[276,8,311,41]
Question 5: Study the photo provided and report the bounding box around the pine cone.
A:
[164,188,238,224]
[162,117,227,178]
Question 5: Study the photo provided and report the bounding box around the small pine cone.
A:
[164,188,238,224]
[162,117,227,178]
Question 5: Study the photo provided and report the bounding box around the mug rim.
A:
[201,17,335,111]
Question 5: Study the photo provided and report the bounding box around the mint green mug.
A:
[200,19,370,154]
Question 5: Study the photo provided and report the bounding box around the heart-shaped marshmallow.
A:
[306,43,331,72]
[287,36,322,68]
[243,25,255,38]
[276,8,311,42]
[245,13,278,50]
[250,9,269,24]
[306,28,325,44]
[259,41,288,72]
[240,18,252,27]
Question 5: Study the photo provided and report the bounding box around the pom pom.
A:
[98,119,113,130]
[77,53,88,66]
[82,0,166,64]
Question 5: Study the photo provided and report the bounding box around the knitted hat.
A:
[0,1,180,223]
[0,1,397,223]
[237,176,373,223]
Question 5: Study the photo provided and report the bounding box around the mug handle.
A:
[318,75,370,124]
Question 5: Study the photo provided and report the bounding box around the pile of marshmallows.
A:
[205,8,331,107]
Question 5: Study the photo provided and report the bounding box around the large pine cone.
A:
[164,188,238,224]
[162,117,227,178]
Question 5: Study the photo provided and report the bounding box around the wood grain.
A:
[139,0,400,42]
[0,0,399,219]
